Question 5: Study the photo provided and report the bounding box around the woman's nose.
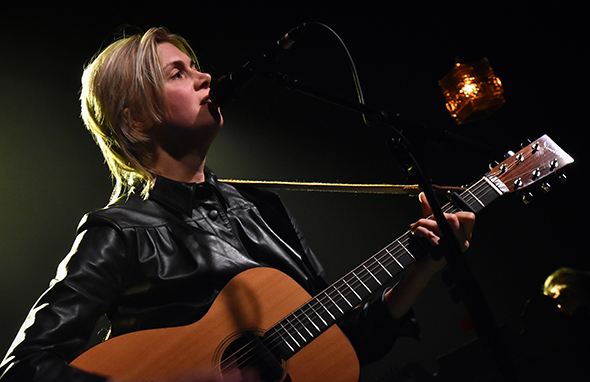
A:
[194,71,211,90]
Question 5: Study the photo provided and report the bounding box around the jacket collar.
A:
[149,168,226,216]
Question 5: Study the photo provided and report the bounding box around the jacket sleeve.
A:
[0,216,129,382]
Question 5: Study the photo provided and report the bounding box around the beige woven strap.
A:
[220,179,464,195]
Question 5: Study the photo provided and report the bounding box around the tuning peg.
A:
[521,139,531,148]
[541,182,551,194]
[522,192,534,204]
[488,160,499,171]
[504,150,515,159]
[558,173,568,183]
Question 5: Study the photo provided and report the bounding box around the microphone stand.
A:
[272,72,517,381]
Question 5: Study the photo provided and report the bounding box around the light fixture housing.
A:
[439,58,505,124]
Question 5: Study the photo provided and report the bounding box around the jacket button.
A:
[208,210,219,220]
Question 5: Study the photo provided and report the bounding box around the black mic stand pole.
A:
[272,72,518,382]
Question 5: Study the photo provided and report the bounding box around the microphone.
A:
[209,23,307,107]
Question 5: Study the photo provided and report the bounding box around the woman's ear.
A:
[124,107,150,133]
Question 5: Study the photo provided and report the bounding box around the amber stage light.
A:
[439,58,505,124]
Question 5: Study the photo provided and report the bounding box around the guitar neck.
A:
[265,134,573,360]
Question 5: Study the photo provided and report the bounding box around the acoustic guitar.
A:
[71,135,573,381]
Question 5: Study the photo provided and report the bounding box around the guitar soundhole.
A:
[218,330,287,382]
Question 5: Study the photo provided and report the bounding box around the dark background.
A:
[1,1,587,381]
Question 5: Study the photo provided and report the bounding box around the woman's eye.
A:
[172,71,182,79]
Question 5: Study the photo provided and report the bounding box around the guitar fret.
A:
[385,247,405,269]
[292,314,311,342]
[396,238,414,260]
[465,189,485,208]
[343,279,361,301]
[274,323,296,353]
[363,264,382,286]
[335,287,353,308]
[353,271,372,293]
[309,302,329,327]
[375,257,393,277]
[324,292,342,315]
[300,309,320,333]
[279,321,301,349]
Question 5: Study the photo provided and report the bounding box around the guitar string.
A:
[217,174,506,376]
[262,176,496,350]
[216,146,544,375]
[217,176,500,375]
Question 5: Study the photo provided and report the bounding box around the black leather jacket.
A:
[0,171,418,381]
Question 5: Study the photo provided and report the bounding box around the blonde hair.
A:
[543,267,590,299]
[80,27,199,202]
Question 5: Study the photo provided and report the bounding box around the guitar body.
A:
[71,267,360,382]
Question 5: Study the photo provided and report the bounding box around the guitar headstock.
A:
[489,135,574,194]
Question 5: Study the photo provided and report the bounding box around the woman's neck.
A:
[151,146,208,184]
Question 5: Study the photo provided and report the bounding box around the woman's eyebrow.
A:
[162,59,188,72]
